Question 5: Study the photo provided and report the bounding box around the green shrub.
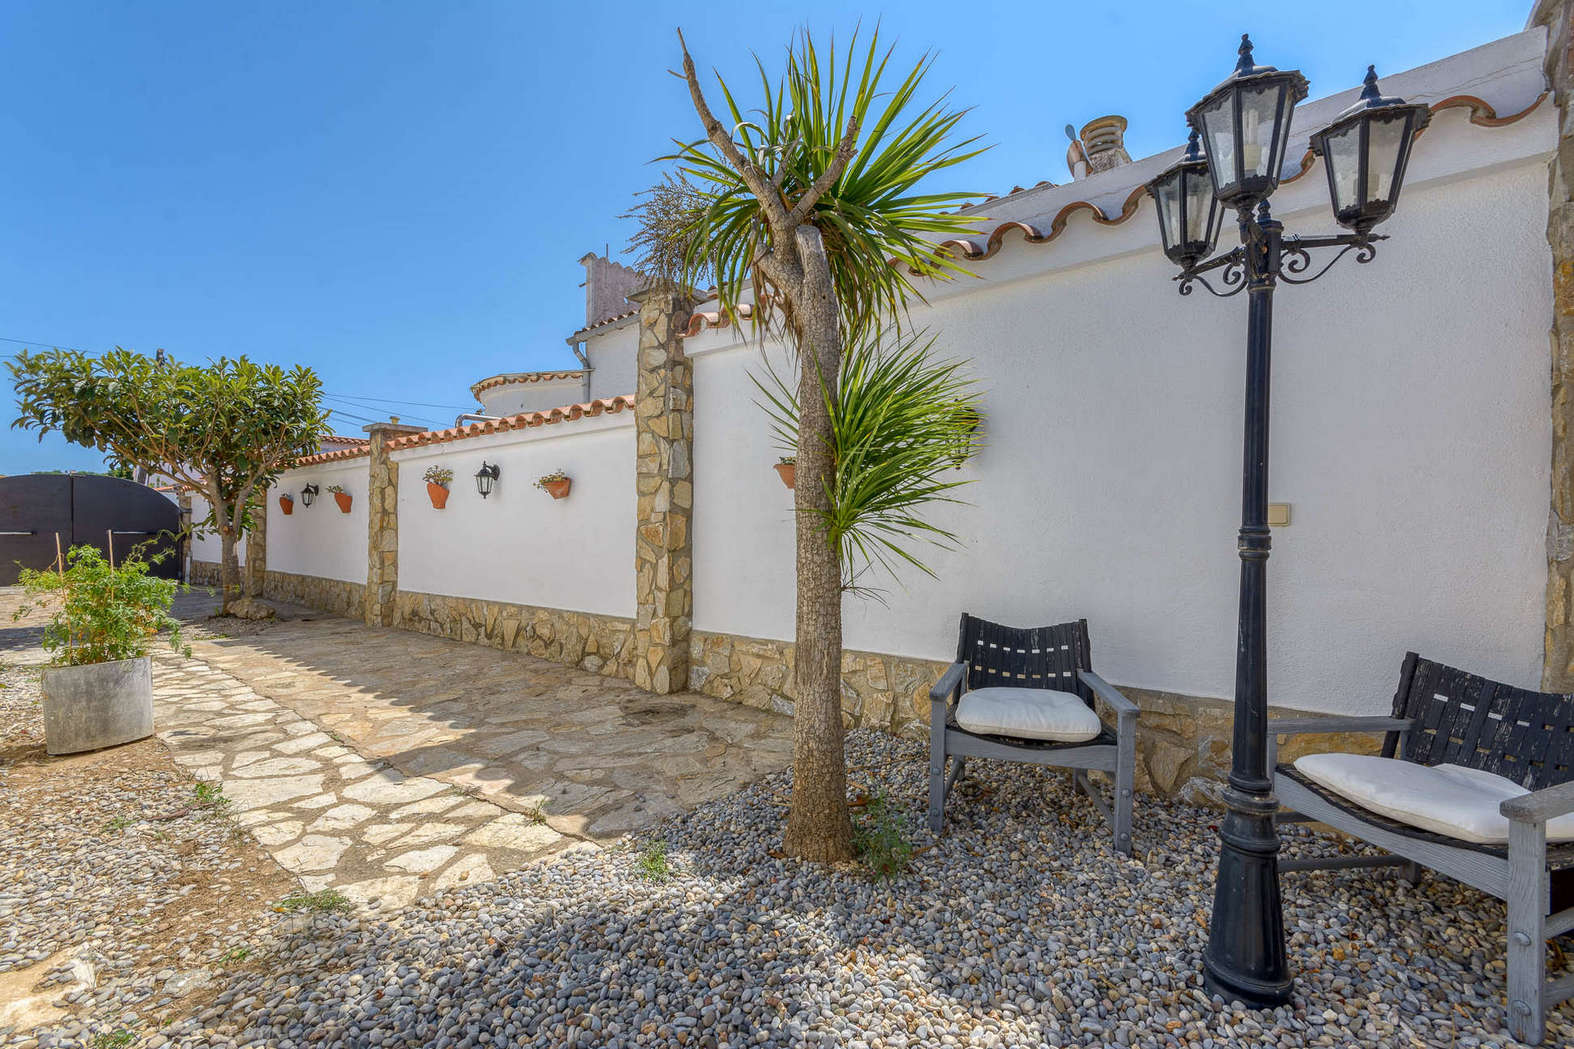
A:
[13,545,187,666]
[853,791,915,880]
[635,839,671,882]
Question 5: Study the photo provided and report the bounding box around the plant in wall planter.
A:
[423,465,454,509]
[535,469,572,500]
[774,456,796,490]
[13,546,189,755]
[279,492,294,515]
[327,484,352,513]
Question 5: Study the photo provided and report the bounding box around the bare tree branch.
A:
[677,28,794,237]
[786,116,861,227]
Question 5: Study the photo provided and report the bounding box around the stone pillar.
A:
[362,418,423,628]
[244,494,267,597]
[1537,0,1574,689]
[631,284,695,694]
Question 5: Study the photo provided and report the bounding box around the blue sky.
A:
[0,0,1531,473]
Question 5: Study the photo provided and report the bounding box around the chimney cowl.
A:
[1067,115,1132,179]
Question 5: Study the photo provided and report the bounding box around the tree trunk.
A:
[211,490,240,616]
[782,225,855,862]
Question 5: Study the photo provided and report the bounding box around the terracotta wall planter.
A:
[774,462,796,490]
[426,482,450,509]
[333,492,353,514]
[279,496,294,515]
[542,478,572,500]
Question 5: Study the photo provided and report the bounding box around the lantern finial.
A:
[1235,35,1255,76]
[1359,65,1380,102]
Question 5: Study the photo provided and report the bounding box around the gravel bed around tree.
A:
[0,657,300,1049]
[114,729,1570,1049]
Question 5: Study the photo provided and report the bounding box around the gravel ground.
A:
[100,729,1567,1049]
[0,654,300,1049]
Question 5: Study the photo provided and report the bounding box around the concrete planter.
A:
[41,656,154,756]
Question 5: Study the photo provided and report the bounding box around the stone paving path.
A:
[183,616,795,842]
[152,654,578,910]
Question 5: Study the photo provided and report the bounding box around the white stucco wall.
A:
[189,492,246,566]
[584,322,639,401]
[688,143,1553,715]
[393,413,635,618]
[265,459,370,584]
[477,377,587,416]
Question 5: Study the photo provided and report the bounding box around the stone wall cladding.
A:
[190,560,221,586]
[394,591,637,679]
[244,497,267,598]
[631,286,695,694]
[361,421,420,628]
[262,569,364,619]
[689,628,1387,797]
[1539,0,1574,690]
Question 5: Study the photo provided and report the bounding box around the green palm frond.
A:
[663,27,987,340]
[755,329,983,589]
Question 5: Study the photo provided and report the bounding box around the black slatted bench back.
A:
[957,614,1093,707]
[1388,652,1574,791]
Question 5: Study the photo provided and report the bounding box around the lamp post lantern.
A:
[1145,36,1427,1008]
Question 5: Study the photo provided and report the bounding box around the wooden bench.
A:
[1270,652,1574,1044]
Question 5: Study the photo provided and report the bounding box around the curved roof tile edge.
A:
[470,369,587,398]
[930,92,1546,264]
[384,396,636,452]
[293,446,372,467]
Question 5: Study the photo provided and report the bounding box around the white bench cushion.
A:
[1292,753,1574,845]
[954,687,1102,743]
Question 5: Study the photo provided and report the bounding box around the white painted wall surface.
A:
[265,460,370,584]
[478,377,586,416]
[689,150,1553,716]
[188,492,246,566]
[584,323,638,401]
[393,414,635,618]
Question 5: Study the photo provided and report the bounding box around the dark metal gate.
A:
[0,473,182,585]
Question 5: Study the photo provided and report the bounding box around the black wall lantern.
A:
[1147,130,1224,269]
[1309,66,1431,235]
[1146,36,1428,1011]
[300,482,320,508]
[474,461,500,498]
[1185,36,1308,207]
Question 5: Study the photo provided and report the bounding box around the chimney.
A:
[578,252,649,327]
[1066,115,1132,179]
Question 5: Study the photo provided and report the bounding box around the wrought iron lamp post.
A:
[1145,37,1430,1007]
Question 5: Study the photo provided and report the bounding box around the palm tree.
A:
[657,28,983,861]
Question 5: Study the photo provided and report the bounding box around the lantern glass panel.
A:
[1238,81,1286,179]
[1365,112,1409,205]
[1182,171,1217,244]
[1321,121,1362,217]
[1153,173,1182,250]
[1197,94,1236,196]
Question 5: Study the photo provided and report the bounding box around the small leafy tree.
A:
[8,349,328,615]
[14,546,189,666]
[647,28,983,860]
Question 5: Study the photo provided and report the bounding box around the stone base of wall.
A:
[262,570,365,619]
[394,591,638,679]
[688,628,1387,798]
[190,560,222,586]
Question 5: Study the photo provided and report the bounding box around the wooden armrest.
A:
[1501,781,1574,824]
[929,661,966,704]
[1268,716,1413,737]
[1078,669,1138,717]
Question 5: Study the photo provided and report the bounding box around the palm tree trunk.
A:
[782,225,855,862]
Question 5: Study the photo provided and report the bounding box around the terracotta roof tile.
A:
[565,307,639,344]
[385,396,635,452]
[470,369,587,398]
[678,303,755,340]
[293,446,372,467]
[923,93,1545,267]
